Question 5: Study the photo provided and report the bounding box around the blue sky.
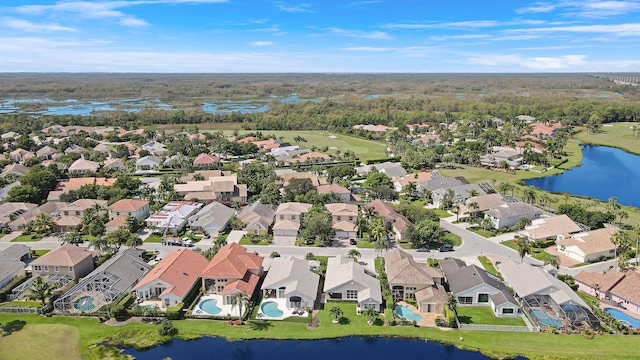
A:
[1,0,640,72]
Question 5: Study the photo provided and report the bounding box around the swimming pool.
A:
[261,301,284,317]
[198,299,222,315]
[395,305,423,322]
[529,309,562,327]
[605,308,640,328]
[73,295,96,312]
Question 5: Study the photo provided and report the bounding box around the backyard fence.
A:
[455,315,540,332]
[0,307,42,314]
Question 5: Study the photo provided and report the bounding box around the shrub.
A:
[1,320,26,335]
[384,308,395,326]
[166,302,184,320]
[110,304,128,320]
[158,319,178,336]
[445,308,456,328]
[116,293,134,308]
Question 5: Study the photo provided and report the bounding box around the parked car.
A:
[349,238,357,245]
[438,244,454,252]
[416,247,429,252]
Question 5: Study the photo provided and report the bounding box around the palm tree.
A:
[27,276,58,306]
[362,307,379,325]
[305,252,316,260]
[521,188,536,204]
[59,232,84,246]
[402,182,417,198]
[543,255,561,269]
[514,237,531,262]
[329,306,343,323]
[497,182,511,195]
[32,214,56,237]
[347,249,361,262]
[469,202,479,218]
[612,230,631,271]
[230,291,250,323]
[446,294,458,312]
[125,234,143,248]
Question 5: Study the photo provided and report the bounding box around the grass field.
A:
[0,323,82,360]
[456,306,525,326]
[575,123,640,156]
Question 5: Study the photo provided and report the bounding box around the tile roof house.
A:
[530,122,563,139]
[273,202,312,237]
[93,143,112,154]
[556,227,617,263]
[1,163,30,177]
[357,162,407,178]
[364,199,412,241]
[9,148,35,163]
[30,244,97,281]
[188,201,235,236]
[55,177,117,191]
[104,158,128,171]
[200,243,263,305]
[430,183,492,208]
[108,199,150,220]
[145,201,203,234]
[140,141,167,156]
[285,151,331,164]
[135,155,161,172]
[317,184,352,203]
[416,177,465,195]
[64,144,86,154]
[55,199,108,232]
[518,214,583,241]
[392,172,433,192]
[193,153,220,168]
[133,248,209,308]
[485,201,543,229]
[237,202,277,235]
[9,201,67,231]
[35,145,61,160]
[441,259,520,318]
[480,146,524,169]
[325,203,358,239]
[261,257,320,310]
[574,269,640,314]
[68,158,100,174]
[462,193,505,213]
[278,171,328,188]
[385,248,446,314]
[0,202,38,227]
[323,256,382,313]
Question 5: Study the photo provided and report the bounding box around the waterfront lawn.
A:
[456,306,525,326]
[0,300,42,308]
[477,256,499,277]
[0,323,82,360]
[575,122,640,156]
[144,234,163,243]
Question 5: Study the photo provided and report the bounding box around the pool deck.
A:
[600,303,640,326]
[256,298,309,321]
[396,301,441,327]
[192,294,240,317]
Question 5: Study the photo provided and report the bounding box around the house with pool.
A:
[384,249,447,314]
[133,248,209,309]
[440,259,519,318]
[574,269,640,315]
[259,257,319,318]
[323,256,382,313]
[200,243,263,306]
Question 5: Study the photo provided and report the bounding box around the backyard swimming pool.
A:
[605,308,640,328]
[197,299,222,315]
[261,301,284,317]
[73,295,96,312]
[529,309,562,327]
[395,305,423,322]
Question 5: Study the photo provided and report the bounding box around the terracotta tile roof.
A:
[31,244,96,267]
[365,199,399,221]
[317,184,349,195]
[105,215,127,228]
[574,269,626,292]
[193,153,220,165]
[56,177,116,190]
[392,172,432,187]
[109,199,149,212]
[201,243,263,279]
[557,227,616,255]
[223,272,260,295]
[610,271,640,305]
[236,136,258,144]
[325,203,358,217]
[287,151,330,163]
[133,248,209,298]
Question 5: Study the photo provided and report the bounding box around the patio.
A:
[396,301,441,327]
[256,297,308,320]
[192,294,239,317]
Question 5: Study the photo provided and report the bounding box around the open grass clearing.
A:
[0,323,82,360]
[0,301,42,308]
[456,306,525,326]
[575,123,640,156]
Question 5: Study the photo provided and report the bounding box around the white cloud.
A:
[2,17,76,32]
[323,27,392,39]
[517,0,640,18]
[342,46,393,51]
[249,41,274,46]
[507,23,640,36]
[464,53,587,70]
[382,20,501,30]
[276,3,313,13]
[249,18,269,24]
[516,2,556,14]
[119,17,148,27]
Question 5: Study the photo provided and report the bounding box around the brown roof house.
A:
[1,163,30,178]
[9,148,35,163]
[133,248,209,309]
[237,202,276,236]
[364,199,412,241]
[556,227,617,263]
[30,244,96,281]
[200,243,263,307]
[55,199,108,232]
[0,202,38,227]
[273,202,312,237]
[108,199,150,220]
[575,269,640,314]
[193,153,220,168]
[385,248,447,314]
[518,214,583,242]
[325,203,358,239]
[68,158,100,174]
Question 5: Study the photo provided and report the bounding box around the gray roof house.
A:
[416,177,465,195]
[440,259,520,318]
[356,162,407,178]
[485,201,543,229]
[0,244,29,289]
[237,202,276,235]
[187,201,235,236]
[430,183,492,208]
[261,257,320,311]
[140,141,167,156]
[480,147,524,169]
[136,155,161,172]
[53,248,149,313]
[323,256,382,313]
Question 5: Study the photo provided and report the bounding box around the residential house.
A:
[392,172,432,192]
[64,144,86,154]
[285,151,331,164]
[278,171,328,188]
[518,214,583,242]
[49,177,117,201]
[273,202,312,237]
[485,201,543,229]
[352,124,396,132]
[53,249,149,313]
[0,181,20,202]
[480,147,524,169]
[364,199,412,241]
[36,145,61,160]
[574,269,640,314]
[188,201,235,236]
[145,201,203,234]
[30,244,96,281]
[237,202,276,236]
[530,122,563,139]
[269,145,300,157]
[462,193,505,214]
[9,201,67,231]
[1,164,30,178]
[430,183,492,208]
[140,141,167,156]
[261,257,320,310]
[9,148,35,163]
[317,184,352,203]
[440,259,519,318]
[1,131,18,140]
[357,162,407,178]
[93,143,112,154]
[200,243,264,305]
[325,203,358,239]
[0,202,38,227]
[176,175,248,204]
[556,227,617,263]
[108,199,150,220]
[136,156,161,172]
[384,248,447,314]
[416,177,465,196]
[412,134,442,147]
[55,199,108,232]
[323,256,382,313]
[68,158,100,174]
[105,216,128,233]
[0,244,29,288]
[498,260,599,328]
[104,158,128,171]
[193,153,220,168]
[133,248,209,308]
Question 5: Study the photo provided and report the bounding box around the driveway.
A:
[272,235,296,246]
[226,230,247,244]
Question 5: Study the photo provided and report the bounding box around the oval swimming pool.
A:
[261,301,284,317]
[395,305,423,322]
[604,308,640,328]
[199,299,222,315]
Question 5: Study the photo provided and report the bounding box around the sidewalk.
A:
[0,231,23,243]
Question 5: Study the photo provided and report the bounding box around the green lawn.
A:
[432,209,453,218]
[356,240,377,249]
[575,123,640,156]
[144,234,163,243]
[11,234,42,242]
[0,301,43,308]
[238,238,271,246]
[477,256,499,277]
[33,250,50,257]
[468,227,494,238]
[0,323,82,360]
[456,306,525,326]
[444,232,462,247]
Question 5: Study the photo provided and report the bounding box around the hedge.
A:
[0,275,28,301]
[116,293,135,309]
[166,302,185,320]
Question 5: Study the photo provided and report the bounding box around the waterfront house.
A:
[556,227,617,263]
[484,201,543,229]
[30,244,96,281]
[574,269,640,314]
[261,257,319,310]
[323,256,382,313]
[518,214,583,242]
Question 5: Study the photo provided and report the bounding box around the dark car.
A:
[416,247,429,252]
[349,238,357,245]
[438,244,454,252]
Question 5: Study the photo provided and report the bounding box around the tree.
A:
[521,188,536,204]
[105,228,139,251]
[446,294,458,312]
[402,182,417,198]
[514,217,532,230]
[293,135,307,146]
[327,165,356,183]
[413,219,444,249]
[299,206,335,245]
[31,214,56,237]
[305,252,316,260]
[283,178,315,202]
[612,230,631,271]
[363,172,392,190]
[59,231,84,246]
[329,305,343,323]
[347,249,361,262]
[230,291,250,323]
[543,255,561,269]
[362,307,379,325]
[514,237,531,262]
[270,251,281,258]
[27,276,58,306]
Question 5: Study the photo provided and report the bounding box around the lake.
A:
[525,145,640,208]
[123,336,505,360]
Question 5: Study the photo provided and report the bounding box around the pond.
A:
[525,145,640,208]
[123,336,510,360]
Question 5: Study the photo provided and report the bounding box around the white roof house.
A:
[485,201,543,229]
[261,257,320,310]
[145,201,203,233]
[323,256,382,312]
